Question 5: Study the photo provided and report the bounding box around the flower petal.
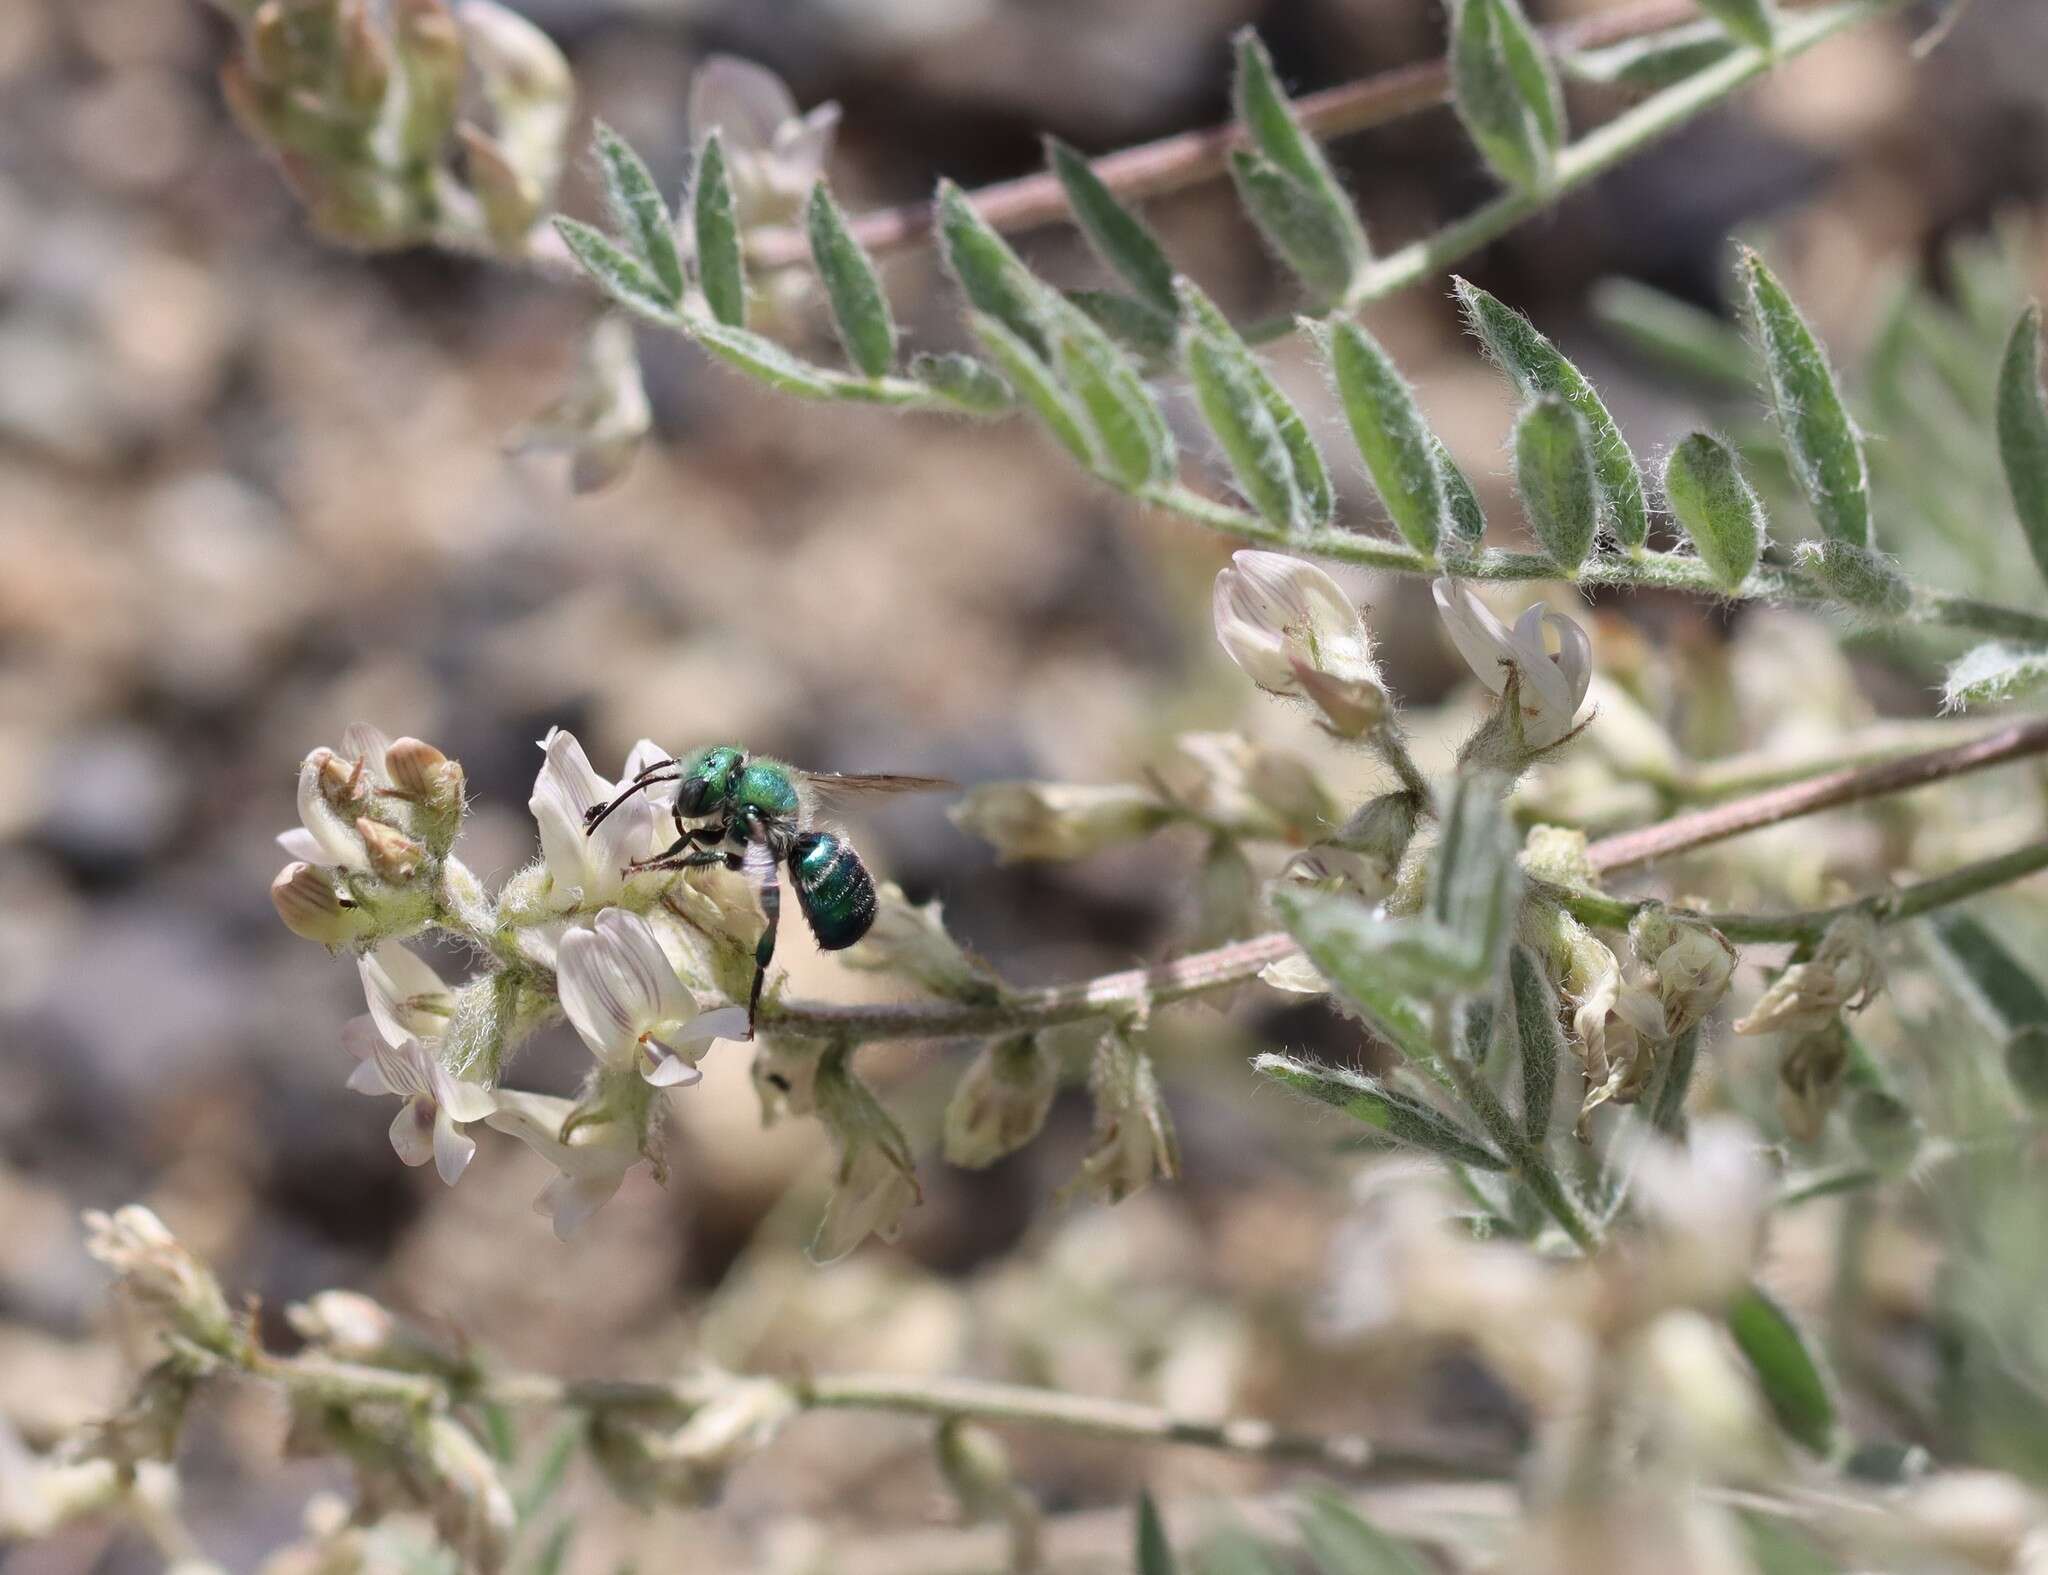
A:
[276,827,326,862]
[340,723,393,785]
[558,922,649,1061]
[539,1172,622,1240]
[641,1045,704,1087]
[389,1099,436,1167]
[596,909,694,1022]
[677,1004,751,1048]
[1541,608,1595,713]
[1432,579,1516,697]
[1509,603,1576,738]
[296,753,368,870]
[432,1109,477,1185]
[359,944,449,1048]
[431,1067,498,1124]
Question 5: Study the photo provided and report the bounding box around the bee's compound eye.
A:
[676,777,712,815]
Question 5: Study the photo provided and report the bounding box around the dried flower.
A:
[1630,908,1737,1035]
[1066,1030,1179,1204]
[1433,577,1592,749]
[1734,911,1881,1036]
[286,1290,397,1360]
[1776,1022,1850,1143]
[944,1035,1058,1169]
[484,1089,645,1239]
[813,1056,921,1262]
[1213,551,1387,735]
[558,908,748,1087]
[950,781,1169,862]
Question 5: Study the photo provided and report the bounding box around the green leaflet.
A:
[1514,395,1597,571]
[1427,772,1521,982]
[909,352,1014,415]
[1941,642,2048,712]
[1047,138,1177,317]
[939,180,1051,358]
[693,321,841,398]
[1295,1491,1435,1575]
[1186,329,1298,528]
[1996,304,2048,588]
[692,132,746,328]
[1742,249,1872,548]
[1179,280,1333,529]
[1793,539,1908,614]
[1926,911,2048,1036]
[968,312,1097,466]
[1066,289,1179,366]
[1254,1054,1505,1170]
[1232,29,1370,291]
[1457,278,1649,548]
[1053,308,1175,486]
[1436,439,1489,545]
[1228,149,1362,305]
[1663,431,1765,590]
[1269,887,1445,1066]
[1137,1492,1178,1575]
[805,183,896,377]
[1565,19,1740,91]
[1327,320,1445,554]
[1695,0,1776,51]
[553,217,679,324]
[592,122,682,305]
[1450,0,1565,193]
[1728,1284,1839,1455]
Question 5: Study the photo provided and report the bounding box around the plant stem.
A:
[740,0,1856,272]
[1438,1014,1601,1251]
[1584,713,2048,873]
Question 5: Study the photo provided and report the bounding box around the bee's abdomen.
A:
[789,832,876,951]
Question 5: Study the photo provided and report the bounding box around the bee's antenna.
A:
[583,771,680,835]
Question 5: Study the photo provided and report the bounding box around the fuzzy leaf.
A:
[939,180,1050,358]
[1695,0,1776,51]
[968,312,1096,466]
[1232,29,1369,286]
[1793,539,1907,614]
[1270,888,1443,1066]
[1255,1054,1505,1169]
[1054,311,1175,486]
[1565,20,1739,90]
[1664,432,1764,590]
[1509,945,1563,1145]
[553,218,679,323]
[1428,772,1521,981]
[1228,150,1361,305]
[694,321,841,398]
[1067,290,1180,366]
[593,122,683,305]
[806,183,895,377]
[1436,439,1489,545]
[1296,1492,1435,1575]
[1457,279,1648,548]
[692,132,746,327]
[1450,0,1565,193]
[1941,642,2048,712]
[1729,1284,1838,1454]
[1996,303,2048,588]
[1328,321,1445,553]
[1048,138,1177,317]
[910,351,1014,415]
[1515,395,1598,571]
[1180,281,1333,528]
[1742,250,1871,548]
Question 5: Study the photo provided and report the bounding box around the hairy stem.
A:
[741,0,1857,272]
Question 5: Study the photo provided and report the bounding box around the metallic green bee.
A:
[583,746,953,1034]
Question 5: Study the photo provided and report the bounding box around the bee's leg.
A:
[741,834,780,1039]
[585,769,681,834]
[629,847,729,875]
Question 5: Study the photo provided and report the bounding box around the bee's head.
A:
[676,745,744,818]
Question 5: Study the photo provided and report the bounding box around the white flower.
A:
[1213,551,1386,734]
[558,908,748,1087]
[358,943,454,1047]
[344,1021,496,1186]
[529,728,658,909]
[484,1089,643,1239]
[688,55,840,226]
[278,724,393,869]
[1432,578,1592,749]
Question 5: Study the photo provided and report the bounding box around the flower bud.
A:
[751,1038,820,1122]
[286,1290,397,1360]
[338,0,392,113]
[393,0,463,161]
[249,2,298,84]
[459,0,573,106]
[271,861,368,947]
[1734,912,1881,1037]
[82,1207,237,1356]
[1064,1030,1179,1205]
[950,782,1169,863]
[357,817,425,884]
[2006,1024,2048,1108]
[1212,551,1388,735]
[935,1419,1042,1565]
[943,1035,1058,1169]
[812,1057,922,1262]
[458,123,540,248]
[386,735,465,850]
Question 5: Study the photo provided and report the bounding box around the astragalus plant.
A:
[21,1,2048,1571]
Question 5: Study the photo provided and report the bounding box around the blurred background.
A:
[4,0,2048,1568]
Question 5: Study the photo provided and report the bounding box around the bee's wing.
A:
[798,771,957,811]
